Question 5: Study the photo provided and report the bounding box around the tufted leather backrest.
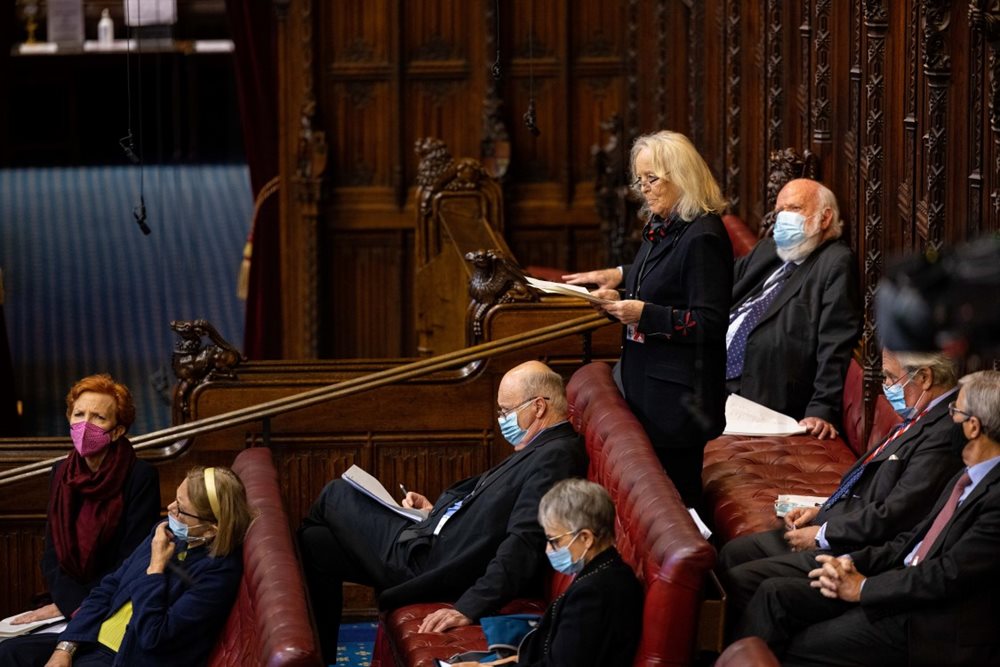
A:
[209,448,322,667]
[722,214,757,258]
[568,362,717,667]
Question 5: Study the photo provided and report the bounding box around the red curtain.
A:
[226,1,282,359]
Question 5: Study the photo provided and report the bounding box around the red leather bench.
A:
[714,637,779,667]
[210,447,322,667]
[703,359,900,543]
[374,361,716,667]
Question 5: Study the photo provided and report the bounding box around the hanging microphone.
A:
[133,195,151,235]
[119,134,140,164]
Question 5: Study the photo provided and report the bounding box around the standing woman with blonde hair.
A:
[565,131,733,506]
[0,466,254,667]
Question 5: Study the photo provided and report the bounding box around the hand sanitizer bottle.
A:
[98,9,114,46]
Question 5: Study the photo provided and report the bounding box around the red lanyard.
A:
[862,407,929,465]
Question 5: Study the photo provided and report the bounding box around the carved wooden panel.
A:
[275,0,1000,426]
[0,523,46,619]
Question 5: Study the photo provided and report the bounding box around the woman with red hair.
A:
[6,375,159,634]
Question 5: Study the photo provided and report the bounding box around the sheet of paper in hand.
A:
[342,465,429,522]
[525,277,613,304]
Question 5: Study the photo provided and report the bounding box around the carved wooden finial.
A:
[464,249,537,338]
[415,138,455,215]
[171,320,244,420]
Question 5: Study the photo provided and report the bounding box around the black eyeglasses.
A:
[948,401,975,421]
[497,396,550,420]
[544,529,579,550]
[169,499,212,522]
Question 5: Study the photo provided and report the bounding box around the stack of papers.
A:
[774,494,828,518]
[525,277,612,305]
[723,394,807,436]
[0,613,66,638]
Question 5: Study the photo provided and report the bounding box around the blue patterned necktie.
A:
[726,262,795,380]
[822,419,913,510]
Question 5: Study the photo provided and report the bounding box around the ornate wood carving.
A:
[898,0,920,244]
[921,0,953,254]
[812,0,832,142]
[688,0,705,148]
[656,0,669,128]
[844,0,863,250]
[465,249,538,339]
[971,1,1000,229]
[861,0,889,446]
[292,0,324,357]
[171,320,244,421]
[415,138,455,218]
[800,1,813,148]
[765,0,784,176]
[725,0,742,211]
[626,0,640,144]
[762,148,820,237]
[969,2,988,239]
[593,114,642,266]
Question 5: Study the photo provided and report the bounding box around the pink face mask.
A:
[70,421,113,457]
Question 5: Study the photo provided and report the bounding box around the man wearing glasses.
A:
[721,349,963,627]
[740,370,1000,665]
[298,361,586,665]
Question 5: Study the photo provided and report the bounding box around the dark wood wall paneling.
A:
[277,1,1000,418]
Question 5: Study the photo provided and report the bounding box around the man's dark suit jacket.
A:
[813,394,962,551]
[719,396,963,609]
[619,213,733,446]
[379,421,587,620]
[848,460,1000,665]
[516,547,643,667]
[730,237,860,425]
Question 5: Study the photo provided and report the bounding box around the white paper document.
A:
[722,394,808,436]
[525,277,613,304]
[0,613,66,638]
[774,494,828,518]
[342,465,429,523]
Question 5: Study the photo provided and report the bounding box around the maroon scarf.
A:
[49,438,136,581]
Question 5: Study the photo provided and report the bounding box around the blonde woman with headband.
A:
[0,467,254,667]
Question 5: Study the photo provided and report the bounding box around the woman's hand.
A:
[11,602,60,624]
[43,650,72,667]
[562,268,622,290]
[602,299,645,325]
[147,521,176,575]
[402,492,432,511]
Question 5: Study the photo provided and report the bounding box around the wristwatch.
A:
[55,641,77,656]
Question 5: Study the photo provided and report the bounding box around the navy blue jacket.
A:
[42,452,160,616]
[59,526,242,667]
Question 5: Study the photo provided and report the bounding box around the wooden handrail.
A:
[0,312,612,487]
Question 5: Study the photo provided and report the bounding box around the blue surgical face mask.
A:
[882,372,914,418]
[499,411,527,447]
[546,533,585,575]
[167,514,190,542]
[773,210,808,249]
[167,514,210,546]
